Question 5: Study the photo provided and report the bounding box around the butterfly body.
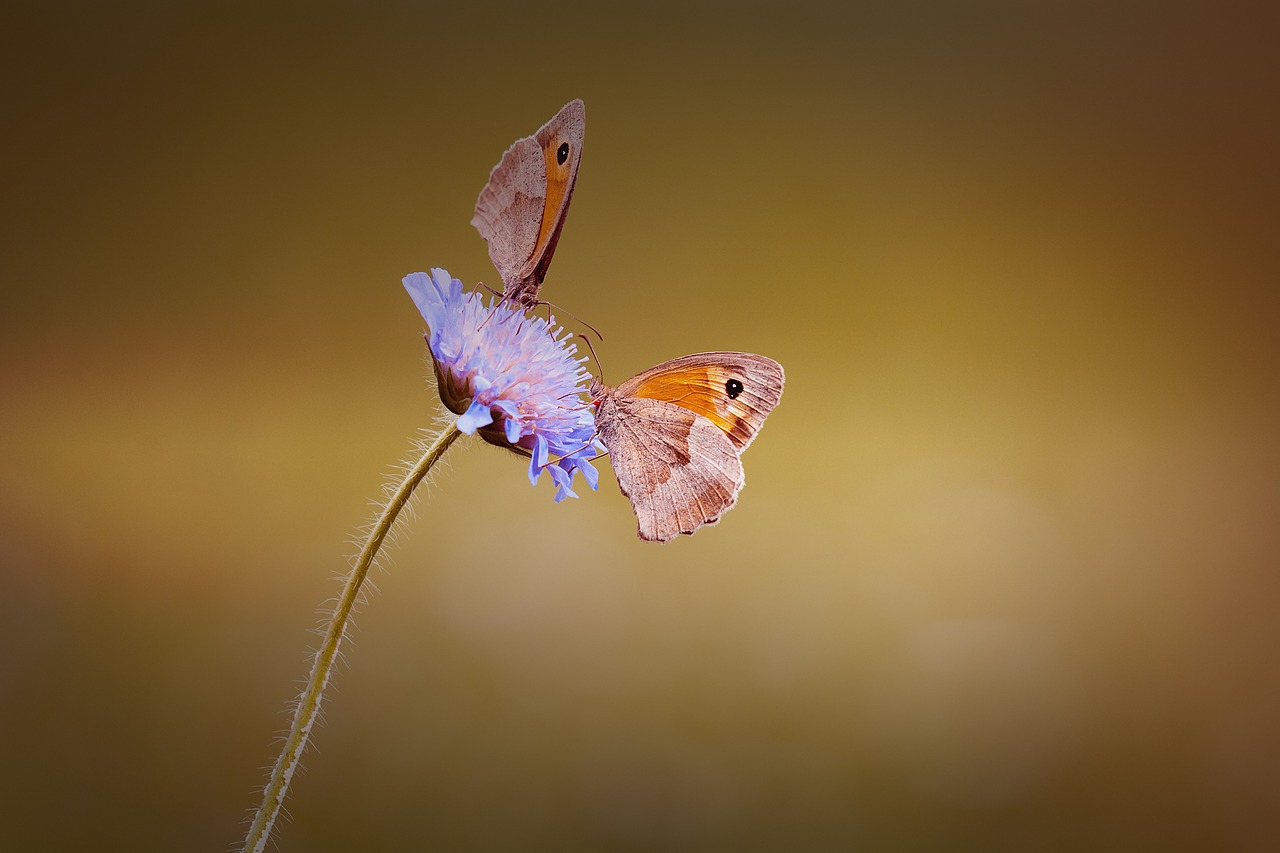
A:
[471,99,585,309]
[592,352,784,542]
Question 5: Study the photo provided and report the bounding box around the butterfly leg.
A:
[476,282,521,331]
[534,435,607,471]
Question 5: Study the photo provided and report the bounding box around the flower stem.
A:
[242,424,462,853]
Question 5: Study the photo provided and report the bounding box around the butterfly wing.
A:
[471,99,585,307]
[615,352,784,452]
[595,392,745,542]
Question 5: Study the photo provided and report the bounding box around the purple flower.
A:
[403,269,600,501]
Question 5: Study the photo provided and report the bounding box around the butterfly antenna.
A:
[533,298,604,342]
[578,332,605,382]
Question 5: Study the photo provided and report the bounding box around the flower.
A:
[403,268,601,501]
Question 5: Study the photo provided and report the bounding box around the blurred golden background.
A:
[2,2,1277,850]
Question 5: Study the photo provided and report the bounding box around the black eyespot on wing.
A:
[726,378,744,399]
[557,142,570,165]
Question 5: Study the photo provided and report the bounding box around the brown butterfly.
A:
[471,99,585,309]
[591,352,785,542]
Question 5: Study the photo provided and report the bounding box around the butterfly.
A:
[471,99,585,310]
[591,352,784,542]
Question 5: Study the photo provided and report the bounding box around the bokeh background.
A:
[2,2,1277,850]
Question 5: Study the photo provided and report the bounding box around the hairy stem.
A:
[242,424,462,853]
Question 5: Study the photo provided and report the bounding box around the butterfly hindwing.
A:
[595,393,744,542]
[471,134,544,291]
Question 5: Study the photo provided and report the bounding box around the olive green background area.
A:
[2,2,1277,850]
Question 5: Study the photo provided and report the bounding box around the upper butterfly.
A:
[591,352,784,543]
[471,99,585,309]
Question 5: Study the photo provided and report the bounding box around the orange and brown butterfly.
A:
[591,352,784,542]
[471,99,585,309]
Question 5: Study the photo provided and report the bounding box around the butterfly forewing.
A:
[526,101,584,286]
[470,99,585,307]
[618,352,784,451]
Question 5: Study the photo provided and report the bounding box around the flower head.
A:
[403,268,601,501]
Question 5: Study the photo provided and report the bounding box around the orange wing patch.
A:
[534,134,573,257]
[627,367,750,445]
[520,107,582,287]
[621,354,784,452]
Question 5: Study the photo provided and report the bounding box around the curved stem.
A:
[243,424,463,853]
